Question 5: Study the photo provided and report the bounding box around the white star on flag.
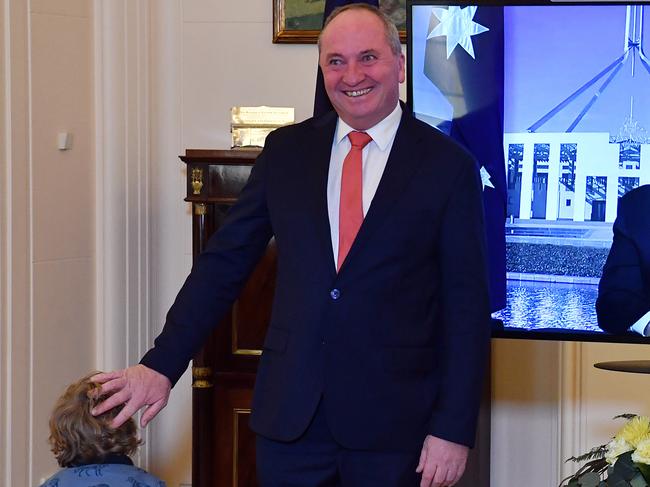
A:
[480,166,494,191]
[427,6,489,59]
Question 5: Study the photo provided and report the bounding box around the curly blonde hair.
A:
[48,372,142,467]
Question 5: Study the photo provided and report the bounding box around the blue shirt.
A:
[40,457,166,487]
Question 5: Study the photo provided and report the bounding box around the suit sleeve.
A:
[596,196,650,334]
[428,155,491,448]
[140,141,275,386]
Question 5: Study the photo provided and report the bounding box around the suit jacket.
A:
[597,184,650,334]
[141,107,491,451]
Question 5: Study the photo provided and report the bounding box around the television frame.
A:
[406,0,650,343]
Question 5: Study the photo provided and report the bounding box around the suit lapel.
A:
[338,110,424,274]
[299,112,338,278]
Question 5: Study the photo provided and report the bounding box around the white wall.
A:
[1,0,95,485]
[492,340,561,484]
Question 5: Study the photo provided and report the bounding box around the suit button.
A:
[330,288,341,300]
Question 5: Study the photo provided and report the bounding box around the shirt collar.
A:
[334,102,402,151]
[71,454,134,467]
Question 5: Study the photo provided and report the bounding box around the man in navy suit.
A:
[92,4,490,486]
[597,184,650,336]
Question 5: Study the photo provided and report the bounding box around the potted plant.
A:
[561,415,650,487]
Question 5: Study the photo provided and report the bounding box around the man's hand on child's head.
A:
[90,365,172,428]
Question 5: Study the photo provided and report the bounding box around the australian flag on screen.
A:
[415,5,507,312]
[314,0,380,115]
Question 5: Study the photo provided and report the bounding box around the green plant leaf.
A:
[614,414,639,421]
[614,452,639,480]
[608,478,632,487]
[569,445,609,463]
[606,470,627,486]
[559,476,578,487]
[636,463,650,483]
[571,458,609,478]
[630,472,649,487]
[580,472,601,487]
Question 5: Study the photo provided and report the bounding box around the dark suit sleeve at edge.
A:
[596,194,650,334]
[428,154,491,448]
[140,142,274,386]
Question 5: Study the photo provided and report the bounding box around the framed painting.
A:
[273,0,407,44]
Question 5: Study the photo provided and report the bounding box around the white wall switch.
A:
[57,132,72,150]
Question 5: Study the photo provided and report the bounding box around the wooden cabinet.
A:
[182,149,268,487]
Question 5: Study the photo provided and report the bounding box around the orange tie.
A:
[338,131,372,271]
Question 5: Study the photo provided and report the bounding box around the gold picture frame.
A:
[273,0,407,44]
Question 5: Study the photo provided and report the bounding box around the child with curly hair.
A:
[40,372,166,487]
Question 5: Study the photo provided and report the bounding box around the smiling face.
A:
[318,9,405,130]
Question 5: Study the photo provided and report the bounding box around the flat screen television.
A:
[407,0,650,342]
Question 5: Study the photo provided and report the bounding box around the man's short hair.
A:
[318,3,402,56]
[48,372,141,467]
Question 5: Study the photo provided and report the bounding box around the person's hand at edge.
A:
[416,434,468,487]
[90,364,172,428]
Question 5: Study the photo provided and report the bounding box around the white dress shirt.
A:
[630,310,650,336]
[327,103,402,269]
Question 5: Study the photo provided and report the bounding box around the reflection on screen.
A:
[410,3,650,334]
